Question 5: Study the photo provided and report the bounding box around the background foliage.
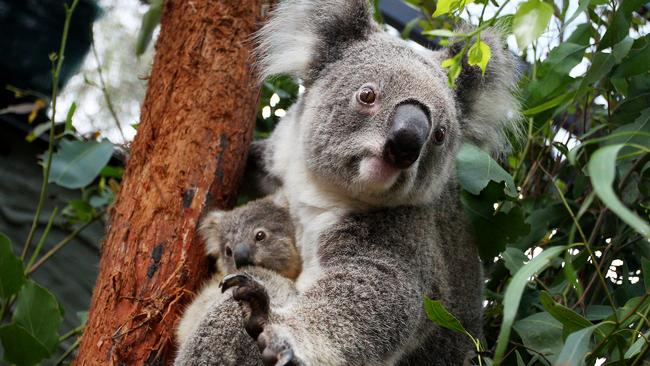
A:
[1,0,649,365]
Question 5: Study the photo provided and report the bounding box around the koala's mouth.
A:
[358,155,401,190]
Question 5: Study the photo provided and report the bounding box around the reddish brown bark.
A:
[74,1,263,364]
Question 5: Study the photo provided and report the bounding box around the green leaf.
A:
[64,102,77,133]
[587,144,650,238]
[468,40,492,76]
[584,305,613,321]
[502,247,528,276]
[523,92,575,116]
[605,108,650,148]
[456,143,517,197]
[642,258,650,293]
[433,0,453,16]
[599,0,646,49]
[493,245,567,364]
[539,291,592,336]
[625,331,650,359]
[433,0,474,17]
[612,35,650,79]
[50,139,114,189]
[421,29,459,38]
[13,280,63,352]
[577,37,634,97]
[513,312,564,363]
[512,0,553,50]
[554,324,604,366]
[135,0,162,56]
[0,232,25,300]
[0,323,50,366]
[461,186,531,261]
[424,297,468,335]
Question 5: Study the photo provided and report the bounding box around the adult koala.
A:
[202,0,519,365]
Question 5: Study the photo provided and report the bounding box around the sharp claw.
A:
[219,273,252,293]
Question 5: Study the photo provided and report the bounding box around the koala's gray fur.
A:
[175,267,299,366]
[183,0,520,364]
[174,195,301,364]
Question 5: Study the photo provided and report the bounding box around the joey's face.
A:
[301,34,462,206]
[201,199,302,280]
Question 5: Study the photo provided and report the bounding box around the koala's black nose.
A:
[383,104,430,169]
[233,244,253,268]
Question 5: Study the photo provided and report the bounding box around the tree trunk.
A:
[74,1,263,364]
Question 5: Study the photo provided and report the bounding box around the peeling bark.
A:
[74,1,263,364]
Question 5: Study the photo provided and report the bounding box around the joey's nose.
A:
[383,104,430,169]
[234,244,253,268]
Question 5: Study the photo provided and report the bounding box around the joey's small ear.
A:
[254,0,378,82]
[199,210,226,256]
[442,26,522,154]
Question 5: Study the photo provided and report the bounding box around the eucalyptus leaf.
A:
[493,246,567,363]
[587,144,650,238]
[13,280,63,352]
[539,291,592,336]
[468,40,491,75]
[624,331,650,359]
[50,139,114,189]
[0,232,25,300]
[456,143,517,197]
[502,247,528,276]
[135,0,162,56]
[512,0,553,50]
[555,324,604,366]
[424,297,469,335]
[513,312,564,363]
[0,323,50,366]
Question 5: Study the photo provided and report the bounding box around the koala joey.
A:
[175,195,301,365]
[186,0,520,365]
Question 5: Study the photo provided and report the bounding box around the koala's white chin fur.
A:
[358,156,400,192]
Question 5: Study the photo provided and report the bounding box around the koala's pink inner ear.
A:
[198,210,226,256]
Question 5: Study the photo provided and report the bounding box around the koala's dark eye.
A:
[255,230,266,241]
[225,246,233,257]
[433,127,446,145]
[357,86,376,105]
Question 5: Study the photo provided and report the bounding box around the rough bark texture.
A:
[74,1,263,364]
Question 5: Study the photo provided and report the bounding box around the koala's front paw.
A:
[257,330,302,366]
[220,273,270,339]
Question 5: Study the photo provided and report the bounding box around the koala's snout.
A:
[383,104,430,169]
[233,244,254,268]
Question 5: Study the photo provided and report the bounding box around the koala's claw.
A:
[220,273,270,339]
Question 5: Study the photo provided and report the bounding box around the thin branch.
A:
[27,215,100,275]
[22,0,81,259]
[90,38,127,143]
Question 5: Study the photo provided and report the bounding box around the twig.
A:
[54,337,81,366]
[90,38,127,143]
[22,0,81,259]
[27,215,100,275]
[539,165,618,316]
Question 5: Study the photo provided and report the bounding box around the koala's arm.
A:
[240,139,282,198]
[174,268,298,366]
[260,255,423,365]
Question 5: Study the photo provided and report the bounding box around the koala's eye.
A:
[255,230,266,241]
[357,86,377,105]
[433,126,446,145]
[225,246,233,257]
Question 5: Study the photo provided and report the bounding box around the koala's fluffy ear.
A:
[199,211,226,256]
[254,0,378,82]
[443,27,522,154]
